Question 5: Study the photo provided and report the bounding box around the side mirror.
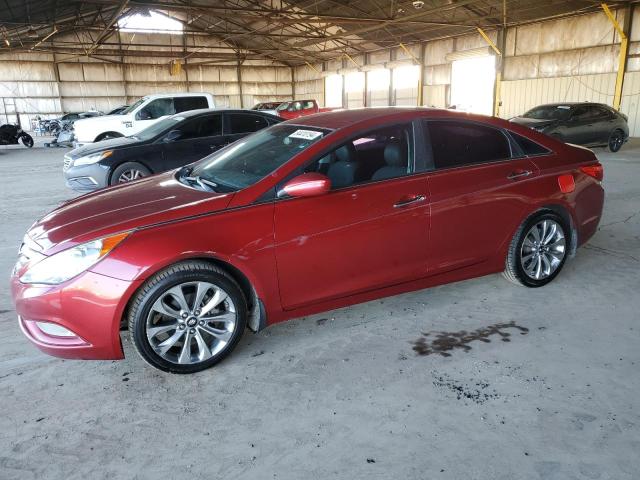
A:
[164,130,183,142]
[278,173,331,198]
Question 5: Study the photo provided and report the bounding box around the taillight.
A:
[580,164,604,182]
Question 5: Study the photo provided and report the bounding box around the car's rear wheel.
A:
[607,129,624,152]
[110,162,151,185]
[503,212,568,287]
[128,261,247,373]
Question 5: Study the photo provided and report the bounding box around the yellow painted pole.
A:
[476,28,502,117]
[476,27,501,56]
[602,3,628,110]
[399,43,423,106]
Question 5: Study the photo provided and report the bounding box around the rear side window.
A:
[174,96,209,113]
[227,114,268,134]
[510,132,550,156]
[425,120,511,169]
[176,114,222,140]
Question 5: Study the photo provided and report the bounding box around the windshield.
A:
[121,98,146,115]
[276,102,291,111]
[131,115,184,141]
[522,105,571,121]
[188,124,327,191]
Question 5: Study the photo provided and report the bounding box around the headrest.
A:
[335,144,356,163]
[384,143,406,167]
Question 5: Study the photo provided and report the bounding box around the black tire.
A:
[128,261,248,374]
[95,131,123,142]
[20,134,34,148]
[503,211,569,288]
[607,129,624,153]
[110,162,151,185]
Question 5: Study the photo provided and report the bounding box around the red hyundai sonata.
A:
[11,108,604,373]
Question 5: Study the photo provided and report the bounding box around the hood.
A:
[260,109,279,117]
[27,171,233,254]
[68,136,141,159]
[510,117,558,129]
[75,114,128,127]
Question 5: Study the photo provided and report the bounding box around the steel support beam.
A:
[602,3,630,110]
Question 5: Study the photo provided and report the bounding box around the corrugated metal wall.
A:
[0,31,294,128]
[4,6,640,135]
[295,6,640,136]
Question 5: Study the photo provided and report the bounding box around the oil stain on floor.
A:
[412,321,529,357]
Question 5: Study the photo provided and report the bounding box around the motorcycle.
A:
[0,124,34,148]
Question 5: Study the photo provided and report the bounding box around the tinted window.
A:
[510,132,550,156]
[571,105,592,121]
[522,105,571,121]
[198,114,222,137]
[591,106,612,119]
[174,96,209,113]
[137,98,175,120]
[426,120,511,169]
[305,124,413,189]
[227,113,268,134]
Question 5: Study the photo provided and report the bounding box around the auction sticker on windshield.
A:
[288,129,323,140]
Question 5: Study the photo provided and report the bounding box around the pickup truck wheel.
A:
[95,131,123,142]
[110,162,151,185]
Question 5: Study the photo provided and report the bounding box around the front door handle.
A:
[507,170,532,180]
[394,194,426,208]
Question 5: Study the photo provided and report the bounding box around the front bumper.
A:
[63,162,110,192]
[11,270,143,360]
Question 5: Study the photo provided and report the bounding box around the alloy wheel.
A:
[118,169,145,183]
[145,281,237,365]
[609,131,623,152]
[520,219,566,280]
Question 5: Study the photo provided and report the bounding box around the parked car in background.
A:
[252,101,284,115]
[42,111,103,136]
[107,105,129,115]
[49,112,105,147]
[13,108,605,373]
[275,99,336,120]
[63,109,280,191]
[510,102,629,152]
[73,93,215,147]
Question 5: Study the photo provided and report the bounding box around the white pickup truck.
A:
[73,93,215,147]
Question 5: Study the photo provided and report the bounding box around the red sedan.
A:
[11,108,604,373]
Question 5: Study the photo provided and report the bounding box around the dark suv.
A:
[63,109,280,192]
[510,102,629,152]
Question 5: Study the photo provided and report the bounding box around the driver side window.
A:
[137,98,175,120]
[305,124,413,189]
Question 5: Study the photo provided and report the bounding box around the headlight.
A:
[74,150,113,166]
[20,232,129,285]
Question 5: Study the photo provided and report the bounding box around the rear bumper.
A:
[11,271,143,360]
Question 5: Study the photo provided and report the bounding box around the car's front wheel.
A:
[110,162,151,185]
[128,261,248,373]
[503,212,568,287]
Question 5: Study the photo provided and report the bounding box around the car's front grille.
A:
[63,155,72,171]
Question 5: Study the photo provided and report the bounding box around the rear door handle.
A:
[394,194,426,208]
[507,170,532,180]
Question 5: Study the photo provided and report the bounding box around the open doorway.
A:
[450,55,496,115]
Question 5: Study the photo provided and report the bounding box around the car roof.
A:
[290,107,493,130]
[168,108,281,120]
[530,102,610,109]
[144,92,214,99]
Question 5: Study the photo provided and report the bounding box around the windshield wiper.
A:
[181,175,218,192]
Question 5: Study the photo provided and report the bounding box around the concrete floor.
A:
[1,137,639,480]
